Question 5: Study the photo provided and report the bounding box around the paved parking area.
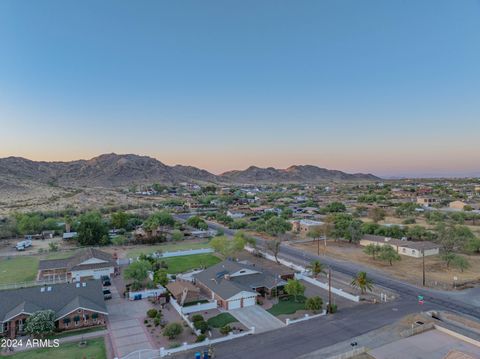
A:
[106,280,156,358]
[230,305,285,333]
[369,329,480,359]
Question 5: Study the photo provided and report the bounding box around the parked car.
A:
[103,289,112,300]
[101,275,111,286]
[15,239,32,251]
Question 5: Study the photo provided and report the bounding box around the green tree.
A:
[163,322,183,339]
[452,255,470,272]
[323,202,347,213]
[111,211,129,229]
[347,220,363,243]
[264,217,292,237]
[441,252,457,268]
[466,237,480,254]
[308,260,326,277]
[267,237,283,263]
[284,279,305,302]
[305,296,323,313]
[144,211,175,230]
[171,229,184,241]
[186,216,208,230]
[377,246,401,266]
[16,213,43,234]
[24,310,56,338]
[210,233,246,257]
[124,260,152,285]
[77,211,109,246]
[351,272,374,294]
[363,244,381,259]
[153,269,169,286]
[369,207,386,223]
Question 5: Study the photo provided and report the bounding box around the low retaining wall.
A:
[162,248,214,258]
[181,300,218,314]
[169,297,201,335]
[295,273,360,303]
[286,310,326,325]
[159,328,255,357]
[128,287,166,301]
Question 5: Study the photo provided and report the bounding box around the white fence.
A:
[162,248,214,258]
[128,286,166,301]
[159,327,255,357]
[285,310,326,325]
[295,273,360,302]
[180,300,218,314]
[0,277,68,291]
[244,246,305,272]
[169,297,201,335]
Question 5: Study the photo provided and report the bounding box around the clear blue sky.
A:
[1,0,479,177]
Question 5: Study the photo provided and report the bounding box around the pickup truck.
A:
[16,239,32,251]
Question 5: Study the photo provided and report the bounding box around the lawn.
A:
[126,240,211,259]
[207,313,238,328]
[163,253,221,274]
[47,326,106,339]
[267,296,306,316]
[10,338,106,359]
[0,251,74,286]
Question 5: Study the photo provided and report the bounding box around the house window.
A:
[92,313,98,324]
[74,316,80,326]
[63,318,70,328]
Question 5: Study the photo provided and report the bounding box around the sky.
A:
[0,0,479,178]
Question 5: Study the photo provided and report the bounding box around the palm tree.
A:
[351,272,374,294]
[308,260,326,278]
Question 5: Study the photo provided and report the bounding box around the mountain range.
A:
[0,153,379,188]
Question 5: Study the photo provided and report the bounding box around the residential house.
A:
[416,196,438,207]
[37,248,117,282]
[194,260,286,310]
[166,281,201,305]
[360,235,440,258]
[0,280,107,338]
[226,211,245,219]
[449,200,467,210]
[290,219,324,236]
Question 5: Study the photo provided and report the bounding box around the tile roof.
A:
[38,248,115,271]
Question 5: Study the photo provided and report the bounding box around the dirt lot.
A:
[293,240,480,290]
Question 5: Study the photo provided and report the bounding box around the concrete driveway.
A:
[106,280,156,358]
[229,305,285,333]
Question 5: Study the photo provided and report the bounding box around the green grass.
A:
[207,313,238,328]
[126,240,211,259]
[10,338,106,359]
[267,296,306,316]
[0,251,74,285]
[163,253,221,274]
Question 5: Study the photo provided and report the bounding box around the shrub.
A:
[168,342,181,349]
[220,325,232,335]
[327,303,337,314]
[195,334,207,342]
[191,314,204,322]
[147,309,158,318]
[163,322,183,339]
[144,319,148,324]
[305,296,323,313]
[154,317,160,327]
[194,320,209,334]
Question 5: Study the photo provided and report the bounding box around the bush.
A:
[191,314,204,322]
[147,309,158,319]
[195,334,207,342]
[194,320,209,334]
[154,317,160,327]
[163,322,183,339]
[327,303,337,314]
[219,325,232,335]
[305,296,323,313]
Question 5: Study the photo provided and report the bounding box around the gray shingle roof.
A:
[0,280,108,323]
[194,260,285,300]
[38,248,115,271]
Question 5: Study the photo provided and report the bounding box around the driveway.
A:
[106,280,156,358]
[229,305,285,333]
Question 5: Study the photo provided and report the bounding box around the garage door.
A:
[243,296,256,307]
[228,299,241,310]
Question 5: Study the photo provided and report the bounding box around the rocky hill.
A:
[0,153,379,188]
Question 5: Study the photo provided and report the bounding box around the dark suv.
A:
[101,275,111,286]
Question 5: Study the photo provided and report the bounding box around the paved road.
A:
[173,214,480,358]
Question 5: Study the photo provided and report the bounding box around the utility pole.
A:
[422,249,426,287]
[328,266,332,313]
